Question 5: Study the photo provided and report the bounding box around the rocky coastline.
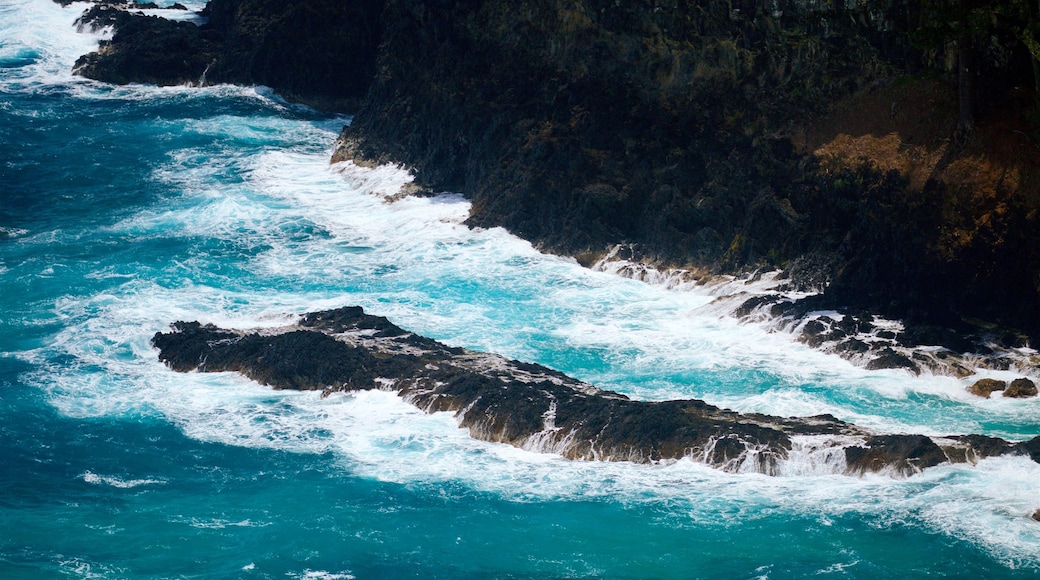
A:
[590,256,1040,390]
[59,0,1040,382]
[151,307,1040,477]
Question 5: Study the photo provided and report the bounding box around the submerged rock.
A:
[152,307,1040,477]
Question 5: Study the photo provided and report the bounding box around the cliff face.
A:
[67,0,1040,338]
[335,0,1039,335]
[339,0,918,262]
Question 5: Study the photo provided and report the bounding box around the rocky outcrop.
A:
[968,378,1008,398]
[1004,378,1038,398]
[72,4,218,86]
[69,0,384,111]
[151,306,1040,476]
[963,377,1038,399]
[709,288,1040,379]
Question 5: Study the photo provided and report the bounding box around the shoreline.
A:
[586,248,1040,385]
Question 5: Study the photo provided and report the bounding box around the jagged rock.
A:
[72,6,217,86]
[1032,509,1040,522]
[967,378,1007,398]
[1013,436,1040,463]
[1003,378,1038,398]
[898,324,976,354]
[836,338,870,354]
[734,295,776,319]
[151,307,1037,477]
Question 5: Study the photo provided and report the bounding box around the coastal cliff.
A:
[65,0,1040,366]
[331,0,1040,345]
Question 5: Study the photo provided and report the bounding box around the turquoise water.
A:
[2,1,1039,577]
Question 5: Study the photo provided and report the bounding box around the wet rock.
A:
[1003,378,1038,398]
[152,307,1032,477]
[836,338,870,354]
[1032,509,1040,522]
[845,435,948,476]
[72,6,217,86]
[948,434,1012,461]
[734,295,776,319]
[799,319,828,347]
[967,378,1007,398]
[898,324,976,354]
[800,319,827,337]
[1013,436,1040,463]
[865,348,920,374]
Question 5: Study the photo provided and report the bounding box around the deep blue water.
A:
[2,2,1039,578]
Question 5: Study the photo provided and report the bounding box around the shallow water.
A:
[2,1,1039,577]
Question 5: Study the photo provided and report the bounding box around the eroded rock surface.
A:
[152,307,1040,477]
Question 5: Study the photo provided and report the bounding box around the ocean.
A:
[1,1,1039,577]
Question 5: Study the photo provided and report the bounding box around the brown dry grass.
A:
[793,77,1039,202]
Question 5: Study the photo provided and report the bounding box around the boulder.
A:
[1003,378,1038,398]
[967,378,1007,398]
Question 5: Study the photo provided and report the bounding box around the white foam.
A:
[288,571,356,580]
[81,470,165,489]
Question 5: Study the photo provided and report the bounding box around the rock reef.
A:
[151,307,1040,476]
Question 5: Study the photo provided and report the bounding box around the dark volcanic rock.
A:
[68,0,384,111]
[73,6,218,86]
[152,307,1035,477]
[63,0,1040,356]
[1013,436,1040,463]
[865,348,920,374]
[844,435,949,476]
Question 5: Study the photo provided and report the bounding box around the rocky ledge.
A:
[151,306,1040,477]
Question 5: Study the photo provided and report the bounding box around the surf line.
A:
[152,306,1040,478]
